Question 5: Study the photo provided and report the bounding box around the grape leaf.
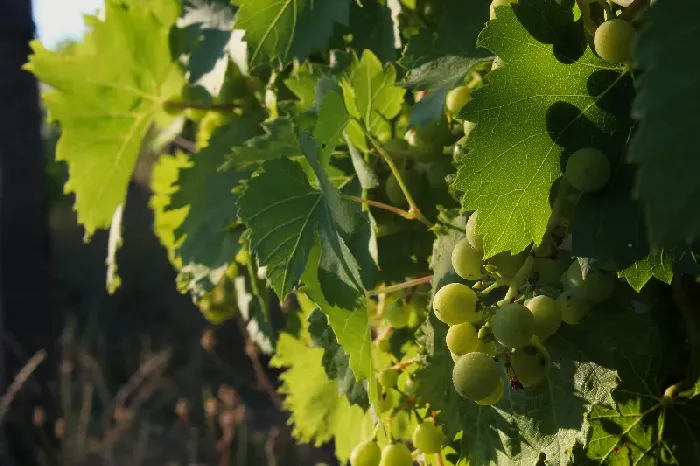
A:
[628,0,700,249]
[237,133,364,307]
[340,50,405,139]
[235,0,351,67]
[234,275,275,354]
[25,0,183,237]
[451,0,632,259]
[620,250,676,293]
[400,0,491,68]
[229,118,301,167]
[330,0,397,63]
[314,88,350,165]
[307,308,370,409]
[169,118,262,290]
[403,56,490,127]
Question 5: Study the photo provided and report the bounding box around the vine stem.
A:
[343,195,415,220]
[436,452,445,466]
[496,179,571,306]
[163,100,240,112]
[366,275,433,297]
[390,358,420,371]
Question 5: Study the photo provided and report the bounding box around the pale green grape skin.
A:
[379,443,413,466]
[412,421,445,454]
[376,389,395,413]
[525,295,563,340]
[350,440,382,466]
[376,333,391,353]
[562,261,616,303]
[594,19,636,64]
[465,212,484,251]
[476,377,504,405]
[452,238,485,280]
[565,147,611,193]
[534,254,573,286]
[510,340,551,387]
[452,351,500,401]
[384,301,411,328]
[490,0,517,19]
[490,303,535,349]
[433,283,479,325]
[446,322,479,356]
[446,85,472,114]
[486,250,528,279]
[403,375,420,395]
[379,369,399,390]
[557,291,594,325]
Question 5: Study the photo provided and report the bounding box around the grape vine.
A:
[25,0,700,464]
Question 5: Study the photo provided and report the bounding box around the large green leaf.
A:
[451,0,632,258]
[25,0,183,237]
[620,250,676,293]
[330,0,397,63]
[235,0,352,67]
[628,0,700,249]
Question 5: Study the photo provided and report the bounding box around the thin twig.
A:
[173,136,197,153]
[366,275,434,297]
[0,350,47,423]
[343,195,415,220]
[235,316,282,407]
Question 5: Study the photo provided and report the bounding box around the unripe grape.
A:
[510,340,550,387]
[465,212,484,251]
[376,389,395,413]
[463,121,476,139]
[406,129,441,162]
[378,369,399,390]
[433,283,479,325]
[384,301,411,328]
[475,339,497,356]
[426,158,454,190]
[452,238,485,280]
[453,352,500,401]
[350,439,381,466]
[446,322,479,356]
[565,147,611,193]
[379,443,413,466]
[557,291,593,325]
[485,250,528,280]
[403,375,420,395]
[594,19,636,64]
[562,261,615,302]
[476,378,504,405]
[534,254,573,286]
[382,138,413,163]
[490,303,535,349]
[490,0,517,20]
[525,295,562,340]
[446,85,472,114]
[412,421,445,453]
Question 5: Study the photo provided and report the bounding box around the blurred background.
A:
[0,1,332,465]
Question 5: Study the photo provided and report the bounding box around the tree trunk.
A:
[0,0,53,464]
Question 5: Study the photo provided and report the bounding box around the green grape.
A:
[475,339,497,356]
[453,351,500,401]
[562,261,615,302]
[382,138,413,163]
[433,283,479,325]
[485,250,529,279]
[376,331,391,353]
[565,147,611,193]
[557,291,594,325]
[465,211,484,251]
[594,19,636,64]
[509,340,551,387]
[490,303,535,349]
[379,443,413,466]
[476,377,504,405]
[446,322,479,356]
[406,129,441,162]
[490,0,517,19]
[379,369,399,390]
[425,158,454,191]
[403,375,420,395]
[446,85,472,114]
[451,238,485,280]
[525,295,562,340]
[412,421,445,454]
[350,439,382,466]
[534,254,573,286]
[376,389,396,413]
[450,351,459,363]
[384,301,411,328]
[415,115,450,144]
[385,170,422,206]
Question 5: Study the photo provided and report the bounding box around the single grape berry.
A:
[562,261,615,302]
[379,443,413,466]
[446,322,479,356]
[350,439,381,466]
[403,375,420,395]
[433,283,479,325]
[384,301,411,328]
[446,85,472,114]
[485,250,528,280]
[557,291,594,325]
[412,421,445,454]
[476,378,504,405]
[490,303,535,349]
[565,147,611,193]
[594,19,636,64]
[376,389,395,413]
[378,369,399,390]
[465,212,484,251]
[509,340,551,387]
[425,158,454,190]
[452,238,485,280]
[525,295,563,340]
[453,352,500,401]
[534,254,573,286]
[490,0,518,19]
